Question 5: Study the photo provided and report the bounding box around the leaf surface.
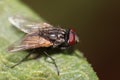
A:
[0,0,99,80]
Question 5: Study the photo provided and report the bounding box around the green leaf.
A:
[0,0,99,80]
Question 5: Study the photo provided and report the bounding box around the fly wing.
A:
[8,15,53,33]
[7,33,53,52]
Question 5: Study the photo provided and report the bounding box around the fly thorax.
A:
[40,27,66,47]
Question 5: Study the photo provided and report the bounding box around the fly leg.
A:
[10,53,31,68]
[43,51,60,76]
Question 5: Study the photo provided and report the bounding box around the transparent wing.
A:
[7,33,53,52]
[8,15,53,33]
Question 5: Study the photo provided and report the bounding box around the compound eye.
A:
[68,29,75,46]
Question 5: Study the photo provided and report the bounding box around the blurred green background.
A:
[22,0,120,80]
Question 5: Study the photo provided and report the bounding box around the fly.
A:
[7,15,79,75]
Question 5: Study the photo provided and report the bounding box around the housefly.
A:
[7,15,79,75]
